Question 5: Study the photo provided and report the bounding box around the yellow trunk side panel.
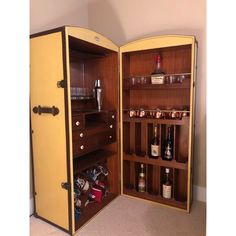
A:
[66,26,119,52]
[30,32,69,230]
[120,35,194,53]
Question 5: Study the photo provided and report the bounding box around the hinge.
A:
[57,80,67,88]
[61,182,71,190]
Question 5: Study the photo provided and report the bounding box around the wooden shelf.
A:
[71,96,94,100]
[123,153,188,170]
[72,109,111,115]
[123,188,187,210]
[73,149,116,174]
[123,78,190,90]
[75,193,118,230]
[123,115,189,126]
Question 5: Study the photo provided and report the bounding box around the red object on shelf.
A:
[91,187,103,202]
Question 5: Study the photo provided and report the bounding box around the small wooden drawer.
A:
[73,129,116,156]
[72,115,84,130]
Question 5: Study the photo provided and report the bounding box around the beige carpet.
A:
[30,195,206,236]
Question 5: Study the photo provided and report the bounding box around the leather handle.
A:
[32,105,59,116]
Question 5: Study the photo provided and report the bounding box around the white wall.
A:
[30,0,89,34]
[87,0,206,189]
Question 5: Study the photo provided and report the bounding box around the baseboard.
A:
[30,197,34,215]
[193,185,206,202]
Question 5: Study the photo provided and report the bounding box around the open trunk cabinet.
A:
[30,27,197,235]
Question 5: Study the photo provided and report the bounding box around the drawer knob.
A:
[109,124,113,129]
[111,115,115,119]
[76,121,80,126]
[109,135,112,139]
[80,145,84,150]
[80,133,84,138]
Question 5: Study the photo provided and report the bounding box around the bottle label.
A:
[151,144,159,156]
[151,75,164,84]
[164,144,172,159]
[138,178,146,192]
[163,184,171,199]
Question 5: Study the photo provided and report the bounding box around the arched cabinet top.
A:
[120,35,196,53]
[65,26,119,52]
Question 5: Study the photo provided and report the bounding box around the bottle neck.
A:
[95,79,101,88]
[167,127,171,140]
[140,165,144,173]
[156,55,161,71]
[156,61,161,71]
[165,172,170,183]
[154,127,158,138]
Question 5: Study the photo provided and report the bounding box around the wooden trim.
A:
[120,50,124,194]
[30,110,37,216]
[64,27,76,234]
[61,28,73,235]
[187,40,197,213]
[30,26,65,38]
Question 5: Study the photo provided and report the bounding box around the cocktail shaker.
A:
[94,79,103,110]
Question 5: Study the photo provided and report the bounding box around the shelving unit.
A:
[120,36,197,212]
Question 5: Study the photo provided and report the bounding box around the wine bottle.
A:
[138,164,146,192]
[151,54,165,84]
[151,125,160,158]
[163,126,173,161]
[162,168,172,199]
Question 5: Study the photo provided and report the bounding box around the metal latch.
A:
[57,80,67,88]
[61,182,71,190]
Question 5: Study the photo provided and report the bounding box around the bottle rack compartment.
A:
[123,160,187,209]
[123,121,189,164]
[73,151,118,230]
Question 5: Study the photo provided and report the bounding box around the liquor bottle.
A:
[151,54,165,84]
[151,125,160,158]
[163,126,173,161]
[162,168,172,199]
[138,164,146,192]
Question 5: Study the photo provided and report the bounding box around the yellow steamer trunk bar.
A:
[120,35,195,213]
